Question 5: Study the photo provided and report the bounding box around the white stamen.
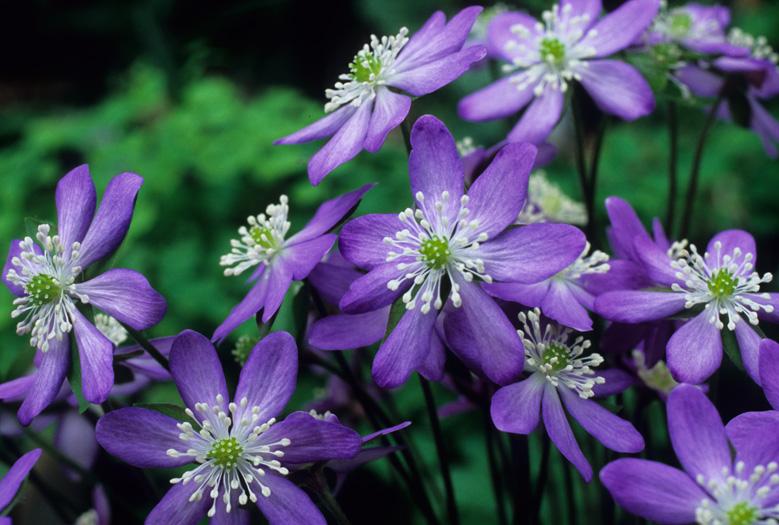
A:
[694,462,779,524]
[516,171,587,226]
[94,313,128,346]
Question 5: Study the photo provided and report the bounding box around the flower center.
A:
[419,236,451,270]
[540,37,566,66]
[350,51,383,83]
[207,437,244,469]
[221,196,290,277]
[668,11,692,38]
[694,461,779,525]
[726,502,759,525]
[708,269,738,299]
[542,343,570,372]
[26,274,62,307]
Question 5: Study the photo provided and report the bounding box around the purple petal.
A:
[0,448,41,510]
[507,89,565,144]
[372,306,436,388]
[307,262,362,305]
[56,165,96,249]
[339,263,406,314]
[308,308,389,351]
[483,280,551,307]
[363,88,411,152]
[76,269,166,331]
[579,60,655,121]
[583,0,659,57]
[419,329,446,382]
[652,218,670,251]
[275,105,356,145]
[593,368,636,398]
[339,214,404,270]
[72,310,114,404]
[396,12,446,65]
[282,234,336,281]
[78,172,143,268]
[234,332,297,422]
[542,384,592,481]
[675,65,724,98]
[466,142,536,237]
[3,240,30,297]
[600,459,705,523]
[561,0,602,25]
[0,375,33,403]
[490,374,545,434]
[146,482,209,525]
[121,336,175,381]
[479,223,585,284]
[560,388,644,453]
[581,260,648,295]
[361,421,412,443]
[170,330,229,412]
[95,407,192,468]
[17,339,69,426]
[307,102,371,186]
[212,503,250,525]
[759,339,779,410]
[287,184,373,246]
[604,196,650,261]
[408,115,464,217]
[726,411,779,475]
[540,280,593,331]
[390,46,486,97]
[55,411,97,474]
[486,11,539,62]
[735,321,761,384]
[458,77,534,121]
[633,235,678,287]
[595,290,685,323]
[255,474,325,525]
[667,384,730,482]
[667,313,722,384]
[752,98,779,158]
[706,229,757,261]
[258,411,361,463]
[443,279,524,385]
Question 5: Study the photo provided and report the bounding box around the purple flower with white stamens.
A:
[643,2,738,55]
[596,228,779,385]
[337,115,585,388]
[275,7,486,185]
[212,185,371,343]
[96,330,361,525]
[0,448,41,519]
[602,384,779,524]
[491,309,643,480]
[458,0,658,145]
[1,165,166,424]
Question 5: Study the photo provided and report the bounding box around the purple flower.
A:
[596,228,779,385]
[337,115,585,388]
[458,0,658,144]
[96,330,361,525]
[602,384,779,524]
[212,184,372,343]
[491,309,643,480]
[0,448,41,519]
[2,165,166,424]
[643,2,738,55]
[758,339,779,411]
[275,7,487,185]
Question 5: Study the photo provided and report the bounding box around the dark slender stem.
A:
[587,117,607,248]
[571,92,592,241]
[680,92,725,239]
[419,377,459,525]
[483,408,508,525]
[510,436,531,525]
[666,102,679,233]
[122,324,170,371]
[400,118,412,154]
[531,435,552,525]
[563,460,578,525]
[312,471,352,525]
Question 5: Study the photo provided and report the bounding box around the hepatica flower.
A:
[602,384,779,524]
[2,165,166,424]
[212,184,371,343]
[338,115,585,388]
[645,2,736,55]
[0,448,41,522]
[516,171,587,225]
[596,229,778,385]
[491,310,643,480]
[275,7,486,185]
[458,0,658,144]
[96,330,361,525]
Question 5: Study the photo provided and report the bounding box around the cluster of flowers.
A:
[1,1,778,524]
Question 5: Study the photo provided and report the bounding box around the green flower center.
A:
[351,52,383,83]
[542,343,570,372]
[708,269,737,299]
[249,225,278,250]
[651,42,683,65]
[26,274,62,307]
[419,236,451,270]
[207,437,243,469]
[232,335,259,366]
[540,37,566,66]
[669,12,693,38]
[725,501,759,525]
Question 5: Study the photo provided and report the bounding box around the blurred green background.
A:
[0,0,777,523]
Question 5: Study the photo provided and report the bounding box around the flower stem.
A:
[587,117,607,248]
[21,427,96,484]
[531,435,552,525]
[510,435,531,525]
[419,376,460,525]
[666,101,679,233]
[401,118,412,155]
[563,459,578,525]
[483,407,508,525]
[571,91,593,242]
[122,324,170,371]
[680,91,725,239]
[312,471,352,525]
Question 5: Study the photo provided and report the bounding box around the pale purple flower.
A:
[0,448,41,521]
[336,115,585,388]
[642,2,739,55]
[458,0,658,145]
[491,309,643,480]
[275,7,486,185]
[212,184,371,343]
[2,165,166,424]
[96,330,361,525]
[602,384,779,524]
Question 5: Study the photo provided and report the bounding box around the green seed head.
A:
[540,37,566,66]
[232,335,259,366]
[26,274,62,307]
[350,52,383,83]
[668,11,693,38]
[651,42,683,65]
[207,437,243,469]
[419,236,451,270]
[249,225,277,250]
[542,343,570,372]
[708,269,738,299]
[725,501,759,525]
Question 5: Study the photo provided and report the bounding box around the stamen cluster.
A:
[695,461,779,525]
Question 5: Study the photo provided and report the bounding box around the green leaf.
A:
[382,297,407,342]
[134,402,197,426]
[67,336,91,414]
[722,328,744,371]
